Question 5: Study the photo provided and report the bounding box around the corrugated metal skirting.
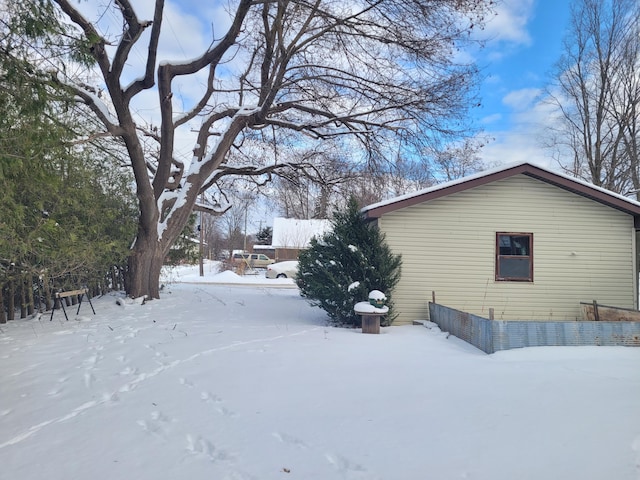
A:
[429,302,640,354]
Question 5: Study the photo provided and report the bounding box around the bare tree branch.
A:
[31,0,493,297]
[546,0,640,194]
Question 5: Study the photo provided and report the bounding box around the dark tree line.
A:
[0,4,138,322]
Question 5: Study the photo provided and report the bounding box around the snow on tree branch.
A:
[23,0,494,298]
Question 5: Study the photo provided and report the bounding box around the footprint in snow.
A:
[632,435,640,474]
[118,382,137,393]
[83,353,102,368]
[47,386,64,397]
[216,406,237,417]
[184,434,232,463]
[101,391,120,404]
[136,410,172,439]
[200,391,237,417]
[48,376,69,397]
[200,391,222,404]
[119,365,139,376]
[272,432,309,449]
[84,372,95,389]
[325,453,368,475]
[179,377,194,388]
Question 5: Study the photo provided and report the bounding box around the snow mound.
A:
[211,270,244,282]
[354,301,388,314]
[115,296,146,307]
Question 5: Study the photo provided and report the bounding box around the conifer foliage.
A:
[296,198,402,327]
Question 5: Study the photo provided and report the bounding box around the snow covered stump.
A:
[354,290,389,334]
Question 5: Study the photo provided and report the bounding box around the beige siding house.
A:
[363,162,640,326]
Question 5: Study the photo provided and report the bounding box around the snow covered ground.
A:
[1,262,640,479]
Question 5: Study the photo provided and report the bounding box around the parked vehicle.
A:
[266,261,299,279]
[232,253,275,268]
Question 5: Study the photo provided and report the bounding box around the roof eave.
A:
[363,163,640,220]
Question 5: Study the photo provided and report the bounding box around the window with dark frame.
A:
[496,233,533,282]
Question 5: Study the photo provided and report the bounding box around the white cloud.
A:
[157,4,212,62]
[502,88,543,111]
[483,0,535,46]
[480,132,553,168]
[480,113,502,125]
[479,90,560,169]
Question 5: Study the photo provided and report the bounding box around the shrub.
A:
[296,197,401,326]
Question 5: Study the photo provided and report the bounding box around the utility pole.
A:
[243,204,248,252]
[199,193,204,277]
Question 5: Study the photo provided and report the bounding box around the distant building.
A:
[254,217,331,261]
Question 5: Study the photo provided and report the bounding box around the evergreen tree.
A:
[0,9,137,289]
[255,226,273,245]
[296,197,401,327]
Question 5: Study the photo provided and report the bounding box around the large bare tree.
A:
[27,0,493,298]
[546,0,640,195]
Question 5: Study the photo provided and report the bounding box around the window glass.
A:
[498,235,530,256]
[496,233,533,281]
[499,257,530,277]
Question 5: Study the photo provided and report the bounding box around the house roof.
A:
[362,161,640,225]
[271,217,331,248]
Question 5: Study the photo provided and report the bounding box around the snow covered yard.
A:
[1,276,640,479]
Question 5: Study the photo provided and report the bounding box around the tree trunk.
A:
[111,267,118,291]
[33,279,41,313]
[128,236,166,299]
[27,275,35,316]
[0,285,5,324]
[8,280,14,321]
[43,275,52,311]
[127,169,195,299]
[20,277,27,319]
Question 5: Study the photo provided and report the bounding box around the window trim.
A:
[495,232,533,282]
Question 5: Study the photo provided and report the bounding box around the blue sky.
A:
[473,0,573,167]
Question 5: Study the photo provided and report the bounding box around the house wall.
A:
[378,175,637,325]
